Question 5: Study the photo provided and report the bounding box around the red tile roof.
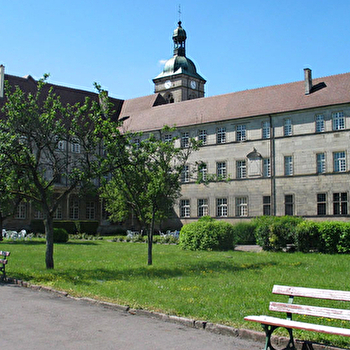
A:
[121,72,350,132]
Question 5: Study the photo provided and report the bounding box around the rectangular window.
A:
[334,151,346,172]
[69,200,79,220]
[332,112,345,130]
[181,132,189,148]
[236,197,248,217]
[236,125,246,142]
[71,139,81,153]
[53,204,62,219]
[262,121,270,139]
[285,194,294,216]
[164,134,173,142]
[263,158,271,177]
[198,130,207,145]
[198,199,208,217]
[198,163,207,182]
[181,165,190,183]
[316,153,326,174]
[86,201,96,220]
[15,202,27,219]
[315,114,325,133]
[217,127,226,144]
[284,156,293,176]
[263,196,271,215]
[217,198,228,217]
[180,199,190,218]
[34,210,44,219]
[236,160,247,179]
[317,193,327,216]
[284,119,292,136]
[333,193,348,215]
[57,140,66,151]
[217,162,227,179]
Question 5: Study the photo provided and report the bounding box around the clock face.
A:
[190,80,197,89]
[164,80,171,89]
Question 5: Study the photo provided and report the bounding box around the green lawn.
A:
[2,239,350,348]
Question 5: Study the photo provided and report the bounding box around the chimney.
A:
[304,68,312,95]
[0,65,4,98]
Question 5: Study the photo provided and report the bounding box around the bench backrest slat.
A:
[0,259,7,265]
[0,251,10,257]
[270,302,350,322]
[273,285,350,302]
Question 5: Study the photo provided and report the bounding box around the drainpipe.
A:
[0,65,5,98]
[269,115,276,216]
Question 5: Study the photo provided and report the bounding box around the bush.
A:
[253,216,304,251]
[232,222,257,245]
[53,228,69,243]
[318,221,343,254]
[294,221,321,252]
[179,218,237,251]
[338,223,350,253]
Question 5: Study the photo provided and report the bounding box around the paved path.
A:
[1,283,264,350]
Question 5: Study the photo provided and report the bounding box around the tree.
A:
[100,127,198,265]
[0,76,109,268]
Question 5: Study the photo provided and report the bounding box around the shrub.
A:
[253,216,304,251]
[294,221,321,252]
[318,221,343,254]
[53,228,69,243]
[338,223,350,253]
[179,218,237,251]
[232,222,257,245]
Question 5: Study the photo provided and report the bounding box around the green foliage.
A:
[232,222,257,245]
[294,221,321,252]
[318,221,343,254]
[338,223,350,253]
[179,219,237,251]
[253,216,304,251]
[53,228,69,243]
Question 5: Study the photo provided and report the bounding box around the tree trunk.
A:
[0,215,3,241]
[44,215,54,269]
[147,212,156,266]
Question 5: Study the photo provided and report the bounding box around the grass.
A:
[2,239,350,348]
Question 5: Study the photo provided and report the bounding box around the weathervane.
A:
[178,4,182,22]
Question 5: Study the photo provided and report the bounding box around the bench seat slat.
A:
[244,315,350,337]
[270,302,350,321]
[273,285,350,302]
[0,259,7,265]
[0,251,10,257]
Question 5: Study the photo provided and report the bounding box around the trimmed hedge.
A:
[30,220,99,235]
[179,216,237,251]
[254,216,350,254]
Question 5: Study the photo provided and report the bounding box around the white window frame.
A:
[181,132,189,148]
[315,114,325,133]
[284,156,293,176]
[86,201,96,220]
[198,163,207,182]
[217,127,226,144]
[332,112,345,131]
[333,193,348,215]
[236,160,247,179]
[334,151,346,172]
[198,129,207,145]
[262,121,270,139]
[198,199,209,217]
[16,202,27,219]
[180,199,190,218]
[236,125,246,142]
[217,162,227,179]
[69,200,79,220]
[71,138,81,153]
[217,198,228,217]
[316,153,326,174]
[236,197,248,217]
[263,158,271,177]
[284,119,292,136]
[181,165,190,183]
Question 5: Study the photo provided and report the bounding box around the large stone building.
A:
[1,20,350,232]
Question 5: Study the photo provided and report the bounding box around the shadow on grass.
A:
[1,240,98,246]
[10,260,278,286]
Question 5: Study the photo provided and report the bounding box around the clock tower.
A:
[153,21,206,103]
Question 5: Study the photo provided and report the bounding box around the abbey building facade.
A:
[1,20,350,232]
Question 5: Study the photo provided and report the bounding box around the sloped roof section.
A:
[122,72,350,132]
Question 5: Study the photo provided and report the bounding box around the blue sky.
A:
[2,1,350,100]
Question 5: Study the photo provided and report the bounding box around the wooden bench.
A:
[244,285,350,350]
[0,250,10,281]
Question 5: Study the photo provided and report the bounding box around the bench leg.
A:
[261,324,296,350]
